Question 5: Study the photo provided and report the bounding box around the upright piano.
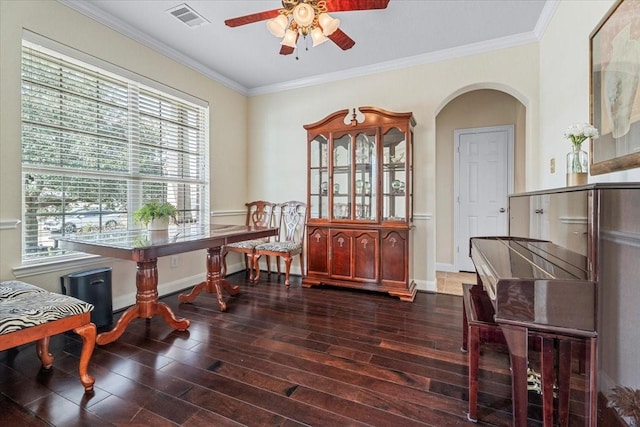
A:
[463,182,640,426]
[468,236,597,426]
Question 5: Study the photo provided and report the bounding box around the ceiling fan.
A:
[225,0,390,56]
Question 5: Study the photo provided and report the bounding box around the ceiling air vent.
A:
[167,3,209,28]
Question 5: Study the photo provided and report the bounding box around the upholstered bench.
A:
[0,280,96,391]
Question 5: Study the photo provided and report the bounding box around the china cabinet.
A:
[303,107,416,301]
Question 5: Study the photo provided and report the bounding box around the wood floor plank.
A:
[0,273,592,426]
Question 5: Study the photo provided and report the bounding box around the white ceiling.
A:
[59,0,555,96]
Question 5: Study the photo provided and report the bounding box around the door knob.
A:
[499,208,506,213]
[535,209,544,214]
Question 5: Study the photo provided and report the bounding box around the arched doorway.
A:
[435,89,527,277]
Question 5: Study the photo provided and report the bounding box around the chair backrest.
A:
[245,201,276,229]
[276,201,306,243]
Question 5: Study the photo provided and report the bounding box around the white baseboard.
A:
[435,263,456,272]
[112,272,205,311]
[112,258,251,311]
[414,279,436,292]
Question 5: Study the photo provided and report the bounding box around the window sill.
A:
[13,254,115,279]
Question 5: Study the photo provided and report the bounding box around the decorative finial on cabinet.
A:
[350,108,358,126]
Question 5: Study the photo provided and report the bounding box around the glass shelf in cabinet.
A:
[383,162,406,169]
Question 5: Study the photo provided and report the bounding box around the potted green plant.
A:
[133,200,178,231]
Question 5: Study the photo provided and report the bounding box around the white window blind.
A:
[21,42,209,262]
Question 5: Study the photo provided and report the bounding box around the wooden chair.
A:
[221,201,276,281]
[252,201,306,286]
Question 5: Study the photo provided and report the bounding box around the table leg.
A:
[178,246,240,311]
[97,259,190,345]
[501,324,529,427]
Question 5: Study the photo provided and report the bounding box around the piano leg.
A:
[586,337,597,427]
[541,336,556,426]
[500,324,529,427]
[557,339,572,426]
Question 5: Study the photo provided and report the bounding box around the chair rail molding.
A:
[0,220,21,230]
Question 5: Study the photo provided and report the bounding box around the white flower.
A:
[564,123,599,146]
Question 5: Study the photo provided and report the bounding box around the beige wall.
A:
[0,0,249,305]
[539,0,640,187]
[435,89,526,268]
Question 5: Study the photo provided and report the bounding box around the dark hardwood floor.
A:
[0,272,588,426]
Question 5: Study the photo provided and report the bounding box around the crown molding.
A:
[57,0,553,98]
[248,31,540,96]
[57,0,249,96]
[534,0,560,39]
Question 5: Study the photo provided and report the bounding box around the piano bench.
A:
[462,283,505,423]
[461,283,504,352]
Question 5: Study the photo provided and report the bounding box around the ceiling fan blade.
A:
[224,9,281,27]
[280,45,295,55]
[328,28,356,50]
[325,0,390,12]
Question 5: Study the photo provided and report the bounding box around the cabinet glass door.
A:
[332,134,351,220]
[309,134,329,219]
[355,131,376,221]
[383,128,407,221]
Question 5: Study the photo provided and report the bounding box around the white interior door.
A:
[454,126,513,271]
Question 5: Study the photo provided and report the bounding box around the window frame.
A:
[20,33,210,265]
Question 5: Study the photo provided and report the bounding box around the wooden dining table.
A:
[56,224,278,345]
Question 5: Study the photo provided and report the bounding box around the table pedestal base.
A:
[96,259,190,345]
[178,247,239,311]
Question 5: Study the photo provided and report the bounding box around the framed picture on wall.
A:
[590,0,640,175]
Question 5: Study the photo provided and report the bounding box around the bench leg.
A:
[74,323,96,392]
[36,336,54,369]
[468,324,479,423]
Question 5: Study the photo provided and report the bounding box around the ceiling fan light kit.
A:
[311,27,329,46]
[225,0,390,56]
[267,1,337,49]
[292,2,315,27]
[266,14,288,37]
[281,28,299,48]
[318,13,339,36]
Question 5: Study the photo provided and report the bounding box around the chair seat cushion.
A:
[255,241,302,255]
[0,288,94,335]
[0,280,48,300]
[225,239,267,250]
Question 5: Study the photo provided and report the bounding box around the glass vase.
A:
[566,144,588,186]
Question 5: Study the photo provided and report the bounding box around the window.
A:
[21,40,209,262]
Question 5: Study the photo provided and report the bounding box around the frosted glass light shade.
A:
[311,27,328,46]
[292,3,315,27]
[318,13,339,35]
[266,14,288,37]
[281,29,298,48]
